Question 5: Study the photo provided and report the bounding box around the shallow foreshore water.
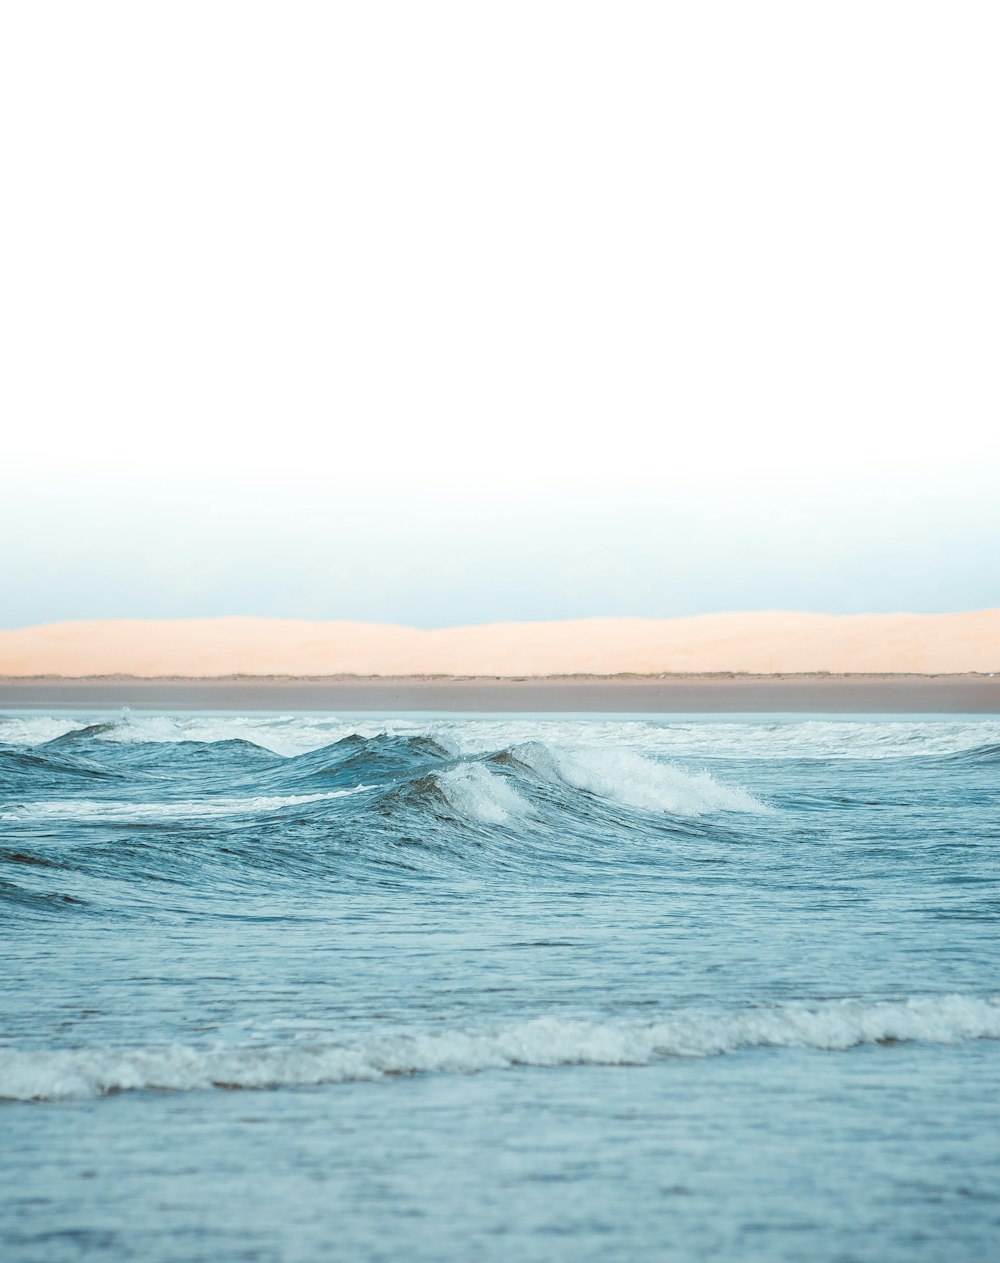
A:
[2,673,999,713]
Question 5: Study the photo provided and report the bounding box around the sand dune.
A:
[0,612,997,677]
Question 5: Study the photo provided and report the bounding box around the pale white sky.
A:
[2,2,998,627]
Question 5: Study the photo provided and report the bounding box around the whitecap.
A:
[512,742,765,816]
[435,763,531,825]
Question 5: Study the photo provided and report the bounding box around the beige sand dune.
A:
[0,611,997,677]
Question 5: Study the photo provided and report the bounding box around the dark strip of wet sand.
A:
[1,676,998,713]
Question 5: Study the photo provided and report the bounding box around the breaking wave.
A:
[435,763,532,824]
[4,994,997,1102]
[511,742,766,815]
[1,718,766,846]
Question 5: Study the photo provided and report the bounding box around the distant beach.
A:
[1,611,998,678]
[3,611,997,712]
[2,673,998,713]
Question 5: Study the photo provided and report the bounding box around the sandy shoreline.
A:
[1,675,998,713]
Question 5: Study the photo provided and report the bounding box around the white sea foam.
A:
[0,787,370,824]
[436,763,531,825]
[6,713,999,761]
[4,995,997,1101]
[438,718,1000,762]
[513,743,765,816]
[93,712,358,756]
[0,716,89,747]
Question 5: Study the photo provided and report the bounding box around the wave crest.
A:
[435,763,532,825]
[511,742,765,816]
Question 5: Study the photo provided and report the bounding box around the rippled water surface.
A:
[3,710,1000,1261]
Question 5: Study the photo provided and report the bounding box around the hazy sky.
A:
[3,2,998,628]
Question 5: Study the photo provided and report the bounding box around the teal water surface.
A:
[2,711,999,1261]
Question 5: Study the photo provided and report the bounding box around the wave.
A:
[434,763,533,824]
[0,746,120,789]
[938,742,1000,765]
[0,879,92,918]
[4,994,997,1102]
[280,733,454,785]
[509,743,765,816]
[373,747,761,828]
[43,722,120,745]
[2,732,764,838]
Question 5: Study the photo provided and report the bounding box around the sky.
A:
[3,1,998,629]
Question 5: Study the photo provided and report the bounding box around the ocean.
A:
[2,710,999,1261]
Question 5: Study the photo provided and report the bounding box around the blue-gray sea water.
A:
[2,710,1000,1262]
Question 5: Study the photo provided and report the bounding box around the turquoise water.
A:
[2,711,999,1261]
